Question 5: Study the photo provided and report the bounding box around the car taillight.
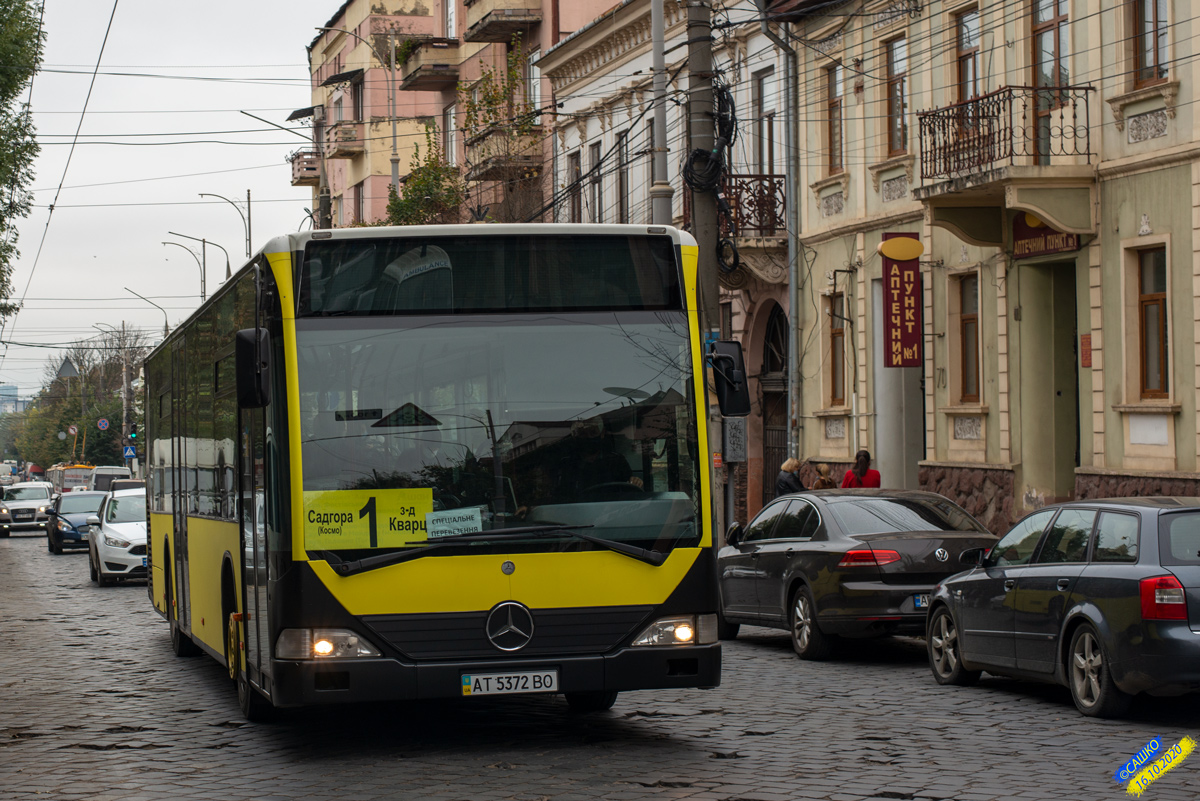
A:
[838,549,901,567]
[1140,575,1188,620]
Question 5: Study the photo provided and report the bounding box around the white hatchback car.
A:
[86,489,147,586]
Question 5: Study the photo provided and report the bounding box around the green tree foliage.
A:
[14,328,148,469]
[0,1,45,315]
[385,126,466,226]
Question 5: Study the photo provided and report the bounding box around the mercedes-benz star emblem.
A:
[486,602,535,651]
[935,548,950,562]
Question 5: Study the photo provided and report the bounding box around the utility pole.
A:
[685,0,726,536]
[649,0,674,223]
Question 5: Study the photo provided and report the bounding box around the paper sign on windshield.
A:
[303,488,433,550]
[426,506,483,539]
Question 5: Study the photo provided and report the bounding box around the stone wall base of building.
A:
[919,461,1016,535]
[800,460,852,492]
[1075,468,1200,500]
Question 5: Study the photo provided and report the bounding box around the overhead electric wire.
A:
[1,0,122,377]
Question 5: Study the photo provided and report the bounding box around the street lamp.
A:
[125,287,170,338]
[170,230,231,281]
[316,24,400,195]
[162,241,205,301]
[198,191,251,258]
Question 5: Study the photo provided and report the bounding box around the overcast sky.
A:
[4,0,337,398]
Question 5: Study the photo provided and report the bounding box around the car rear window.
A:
[827,497,987,535]
[1159,512,1200,565]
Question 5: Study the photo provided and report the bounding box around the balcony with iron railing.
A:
[917,84,1096,187]
[464,126,543,182]
[289,150,320,186]
[464,0,541,43]
[682,174,787,237]
[398,38,461,92]
[915,84,1097,247]
[324,121,364,159]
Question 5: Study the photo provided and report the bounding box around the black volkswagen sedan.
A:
[926,497,1200,718]
[718,490,996,659]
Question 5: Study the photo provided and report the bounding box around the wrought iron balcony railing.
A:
[682,173,787,237]
[918,85,1095,182]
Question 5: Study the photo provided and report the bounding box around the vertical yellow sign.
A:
[302,488,434,550]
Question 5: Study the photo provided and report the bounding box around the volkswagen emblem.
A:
[485,602,535,651]
[935,548,950,562]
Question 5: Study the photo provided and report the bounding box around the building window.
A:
[445,0,456,37]
[351,78,364,121]
[960,274,979,403]
[1032,0,1069,90]
[826,65,844,175]
[752,67,776,174]
[886,38,908,155]
[443,104,456,166]
[830,293,845,406]
[1139,247,1168,398]
[589,141,603,223]
[526,47,542,124]
[956,9,980,102]
[616,131,629,224]
[567,150,582,223]
[1134,0,1168,87]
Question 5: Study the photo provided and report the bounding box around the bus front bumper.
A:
[268,643,721,707]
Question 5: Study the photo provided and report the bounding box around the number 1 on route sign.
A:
[98,418,109,431]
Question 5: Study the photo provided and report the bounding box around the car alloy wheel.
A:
[1068,625,1131,718]
[927,607,979,686]
[789,586,832,660]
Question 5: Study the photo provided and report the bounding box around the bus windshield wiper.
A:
[321,524,666,576]
[438,524,667,566]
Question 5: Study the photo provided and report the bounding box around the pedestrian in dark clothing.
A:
[775,458,804,497]
[841,449,881,488]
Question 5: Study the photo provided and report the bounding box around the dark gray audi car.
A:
[926,497,1200,718]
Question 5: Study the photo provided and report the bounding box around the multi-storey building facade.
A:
[540,1,794,522]
[771,0,1200,532]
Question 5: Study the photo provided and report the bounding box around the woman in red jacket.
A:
[841,449,881,488]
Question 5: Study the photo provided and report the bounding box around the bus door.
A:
[239,406,267,682]
[170,338,191,632]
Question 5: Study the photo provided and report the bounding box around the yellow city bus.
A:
[144,224,748,720]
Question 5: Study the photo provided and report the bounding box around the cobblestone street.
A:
[3,532,1198,801]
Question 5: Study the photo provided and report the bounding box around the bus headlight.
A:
[275,628,381,660]
[632,615,717,646]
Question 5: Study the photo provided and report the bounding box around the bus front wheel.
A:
[565,691,618,713]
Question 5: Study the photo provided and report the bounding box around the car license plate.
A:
[461,669,558,696]
[914,594,931,609]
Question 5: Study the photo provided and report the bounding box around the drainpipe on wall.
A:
[755,4,801,460]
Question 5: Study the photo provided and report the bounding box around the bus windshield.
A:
[296,311,700,557]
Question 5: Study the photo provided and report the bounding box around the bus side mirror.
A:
[235,328,271,409]
[708,340,751,417]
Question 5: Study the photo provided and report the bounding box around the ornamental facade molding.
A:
[544,1,686,94]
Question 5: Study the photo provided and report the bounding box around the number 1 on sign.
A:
[359,496,378,548]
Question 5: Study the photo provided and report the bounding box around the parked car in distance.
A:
[718,490,997,659]
[0,482,54,537]
[926,497,1200,718]
[86,489,147,586]
[88,465,132,492]
[46,490,107,554]
[108,479,144,493]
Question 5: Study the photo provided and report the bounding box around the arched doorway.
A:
[760,304,788,506]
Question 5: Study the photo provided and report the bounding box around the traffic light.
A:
[129,424,137,440]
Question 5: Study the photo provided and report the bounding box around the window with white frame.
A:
[443,104,456,166]
[526,48,541,125]
[589,142,603,223]
[445,0,456,38]
[752,67,776,174]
